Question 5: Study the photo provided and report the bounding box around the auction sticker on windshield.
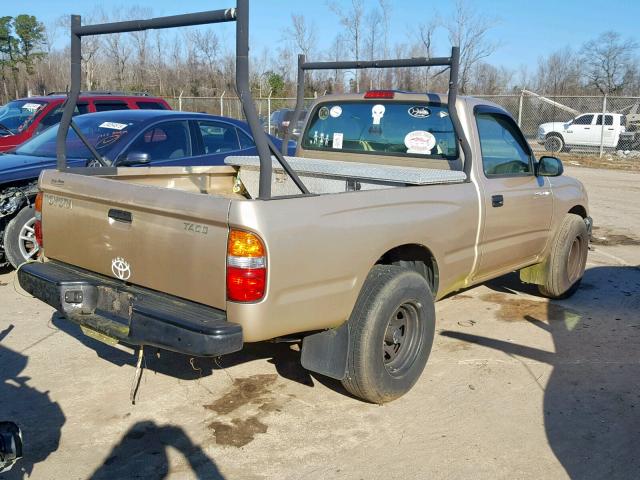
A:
[99,122,128,130]
[404,130,436,155]
[330,106,342,118]
[22,103,43,111]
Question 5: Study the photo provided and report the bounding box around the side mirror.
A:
[119,151,150,166]
[537,156,564,177]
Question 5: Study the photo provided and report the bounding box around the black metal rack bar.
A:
[56,0,305,198]
[281,47,473,179]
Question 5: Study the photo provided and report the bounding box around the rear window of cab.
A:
[301,101,458,159]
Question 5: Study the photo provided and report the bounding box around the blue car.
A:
[0,110,294,268]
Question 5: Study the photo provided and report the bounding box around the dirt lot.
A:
[1,166,639,480]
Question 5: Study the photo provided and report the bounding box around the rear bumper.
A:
[18,261,243,357]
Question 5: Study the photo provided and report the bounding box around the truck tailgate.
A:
[39,170,230,310]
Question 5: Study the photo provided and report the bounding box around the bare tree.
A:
[415,18,438,89]
[445,0,498,93]
[285,14,316,60]
[328,0,365,91]
[534,47,581,95]
[128,7,152,91]
[581,31,638,95]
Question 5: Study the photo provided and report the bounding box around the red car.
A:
[0,92,171,152]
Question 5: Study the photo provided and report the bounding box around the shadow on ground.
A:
[442,266,640,479]
[0,324,65,479]
[51,312,353,398]
[89,421,224,479]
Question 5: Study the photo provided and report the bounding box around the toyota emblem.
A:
[111,257,131,280]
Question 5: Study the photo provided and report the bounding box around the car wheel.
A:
[544,135,564,153]
[341,265,435,404]
[538,214,588,299]
[3,205,40,269]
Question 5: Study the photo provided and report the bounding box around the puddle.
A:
[481,293,581,327]
[204,374,278,415]
[591,228,640,246]
[205,374,282,448]
[208,416,268,448]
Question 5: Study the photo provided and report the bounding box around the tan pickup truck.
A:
[18,5,591,403]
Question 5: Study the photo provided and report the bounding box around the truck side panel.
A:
[227,183,479,342]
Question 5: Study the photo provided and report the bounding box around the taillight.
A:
[227,229,266,302]
[34,192,43,248]
[364,90,395,99]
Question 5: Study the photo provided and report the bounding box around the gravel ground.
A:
[1,166,638,480]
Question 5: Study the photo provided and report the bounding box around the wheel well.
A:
[376,244,439,294]
[568,205,587,218]
[546,132,563,140]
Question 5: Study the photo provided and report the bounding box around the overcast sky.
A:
[6,0,640,71]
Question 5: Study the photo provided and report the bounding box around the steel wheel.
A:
[545,136,563,152]
[383,302,422,377]
[18,216,39,262]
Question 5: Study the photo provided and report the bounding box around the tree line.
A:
[1,1,639,104]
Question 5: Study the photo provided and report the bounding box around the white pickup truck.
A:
[538,113,625,152]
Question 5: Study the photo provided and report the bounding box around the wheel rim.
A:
[18,217,40,262]
[566,236,584,283]
[383,302,422,377]
[546,137,561,152]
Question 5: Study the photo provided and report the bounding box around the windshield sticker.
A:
[438,111,449,118]
[330,105,342,118]
[404,130,436,155]
[408,106,431,119]
[318,106,330,120]
[372,104,385,125]
[99,121,128,130]
[332,132,344,149]
[22,103,42,112]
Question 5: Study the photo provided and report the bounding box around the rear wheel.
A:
[3,205,39,269]
[342,265,435,404]
[538,214,588,299]
[545,134,564,153]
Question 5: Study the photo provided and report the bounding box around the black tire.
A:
[538,214,588,299]
[3,205,39,269]
[545,134,564,153]
[342,265,435,404]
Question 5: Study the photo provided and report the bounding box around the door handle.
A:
[108,208,132,223]
[534,190,551,197]
[491,195,504,207]
[607,128,614,131]
[584,127,590,130]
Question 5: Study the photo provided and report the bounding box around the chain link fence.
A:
[474,92,640,158]
[165,95,315,136]
[166,92,640,158]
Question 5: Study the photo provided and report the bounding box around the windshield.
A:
[302,101,458,159]
[15,114,146,159]
[0,100,48,135]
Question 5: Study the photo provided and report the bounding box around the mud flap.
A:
[300,322,349,380]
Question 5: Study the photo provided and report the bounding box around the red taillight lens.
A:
[364,90,395,99]
[227,230,266,302]
[34,192,43,248]
[227,267,266,302]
